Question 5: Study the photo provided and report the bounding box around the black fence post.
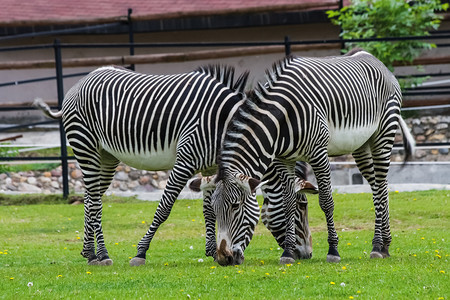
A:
[54,39,69,199]
[284,36,291,56]
[128,8,135,71]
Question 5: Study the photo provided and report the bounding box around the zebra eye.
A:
[231,203,240,210]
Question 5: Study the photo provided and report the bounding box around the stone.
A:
[27,177,37,185]
[119,182,128,191]
[425,128,435,136]
[436,123,448,130]
[39,176,51,183]
[412,126,424,135]
[71,169,83,179]
[139,175,151,185]
[157,179,167,190]
[127,180,139,190]
[51,181,60,189]
[128,170,141,180]
[19,182,42,193]
[51,169,62,177]
[6,184,18,191]
[0,173,7,180]
[157,171,168,179]
[416,135,426,142]
[114,171,128,181]
[43,171,52,178]
[429,134,446,142]
[439,148,449,155]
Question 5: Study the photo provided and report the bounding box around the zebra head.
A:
[190,173,260,266]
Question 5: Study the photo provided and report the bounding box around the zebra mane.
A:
[196,65,249,94]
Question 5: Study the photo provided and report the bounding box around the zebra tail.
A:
[398,115,415,163]
[33,98,63,120]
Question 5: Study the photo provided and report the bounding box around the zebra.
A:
[189,160,318,265]
[206,49,415,264]
[34,64,257,266]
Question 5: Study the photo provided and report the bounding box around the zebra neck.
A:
[219,125,277,180]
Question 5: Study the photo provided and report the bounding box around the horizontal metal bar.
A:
[2,33,450,53]
[402,104,450,111]
[0,156,75,161]
[404,85,450,91]
[396,72,450,79]
[0,120,58,132]
[0,72,89,88]
[402,91,450,96]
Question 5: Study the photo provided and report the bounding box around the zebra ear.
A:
[294,178,319,194]
[234,173,261,195]
[188,176,216,192]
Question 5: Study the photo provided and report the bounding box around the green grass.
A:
[0,190,448,299]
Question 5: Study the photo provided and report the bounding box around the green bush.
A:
[327,0,448,88]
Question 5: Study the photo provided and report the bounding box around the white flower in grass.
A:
[198,258,204,263]
[340,282,346,287]
[27,282,33,287]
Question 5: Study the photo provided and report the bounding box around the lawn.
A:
[0,190,448,299]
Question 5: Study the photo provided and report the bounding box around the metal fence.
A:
[1,20,450,198]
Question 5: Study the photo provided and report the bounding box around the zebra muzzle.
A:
[217,239,234,266]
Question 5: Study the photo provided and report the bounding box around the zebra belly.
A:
[327,124,377,156]
[102,144,177,171]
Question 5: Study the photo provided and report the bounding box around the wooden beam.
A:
[0,43,341,70]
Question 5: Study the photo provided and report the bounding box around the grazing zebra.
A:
[34,65,255,266]
[207,49,415,264]
[189,160,318,265]
[260,161,318,260]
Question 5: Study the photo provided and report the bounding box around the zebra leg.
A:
[202,189,217,259]
[260,165,288,250]
[92,154,119,265]
[79,153,118,266]
[352,147,387,258]
[310,151,340,262]
[130,163,195,266]
[276,163,300,264]
[370,147,394,258]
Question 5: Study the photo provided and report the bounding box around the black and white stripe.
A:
[211,49,415,264]
[35,65,251,266]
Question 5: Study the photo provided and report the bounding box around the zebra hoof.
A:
[370,251,384,259]
[280,256,295,265]
[129,257,146,266]
[326,254,341,263]
[98,258,113,266]
[87,259,100,266]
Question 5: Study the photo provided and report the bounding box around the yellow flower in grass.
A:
[439,270,445,274]
[265,273,270,276]
[86,271,91,275]
[210,266,216,269]
[141,221,146,224]
[349,297,354,299]
[342,266,347,270]
[330,282,335,285]
[58,275,63,278]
